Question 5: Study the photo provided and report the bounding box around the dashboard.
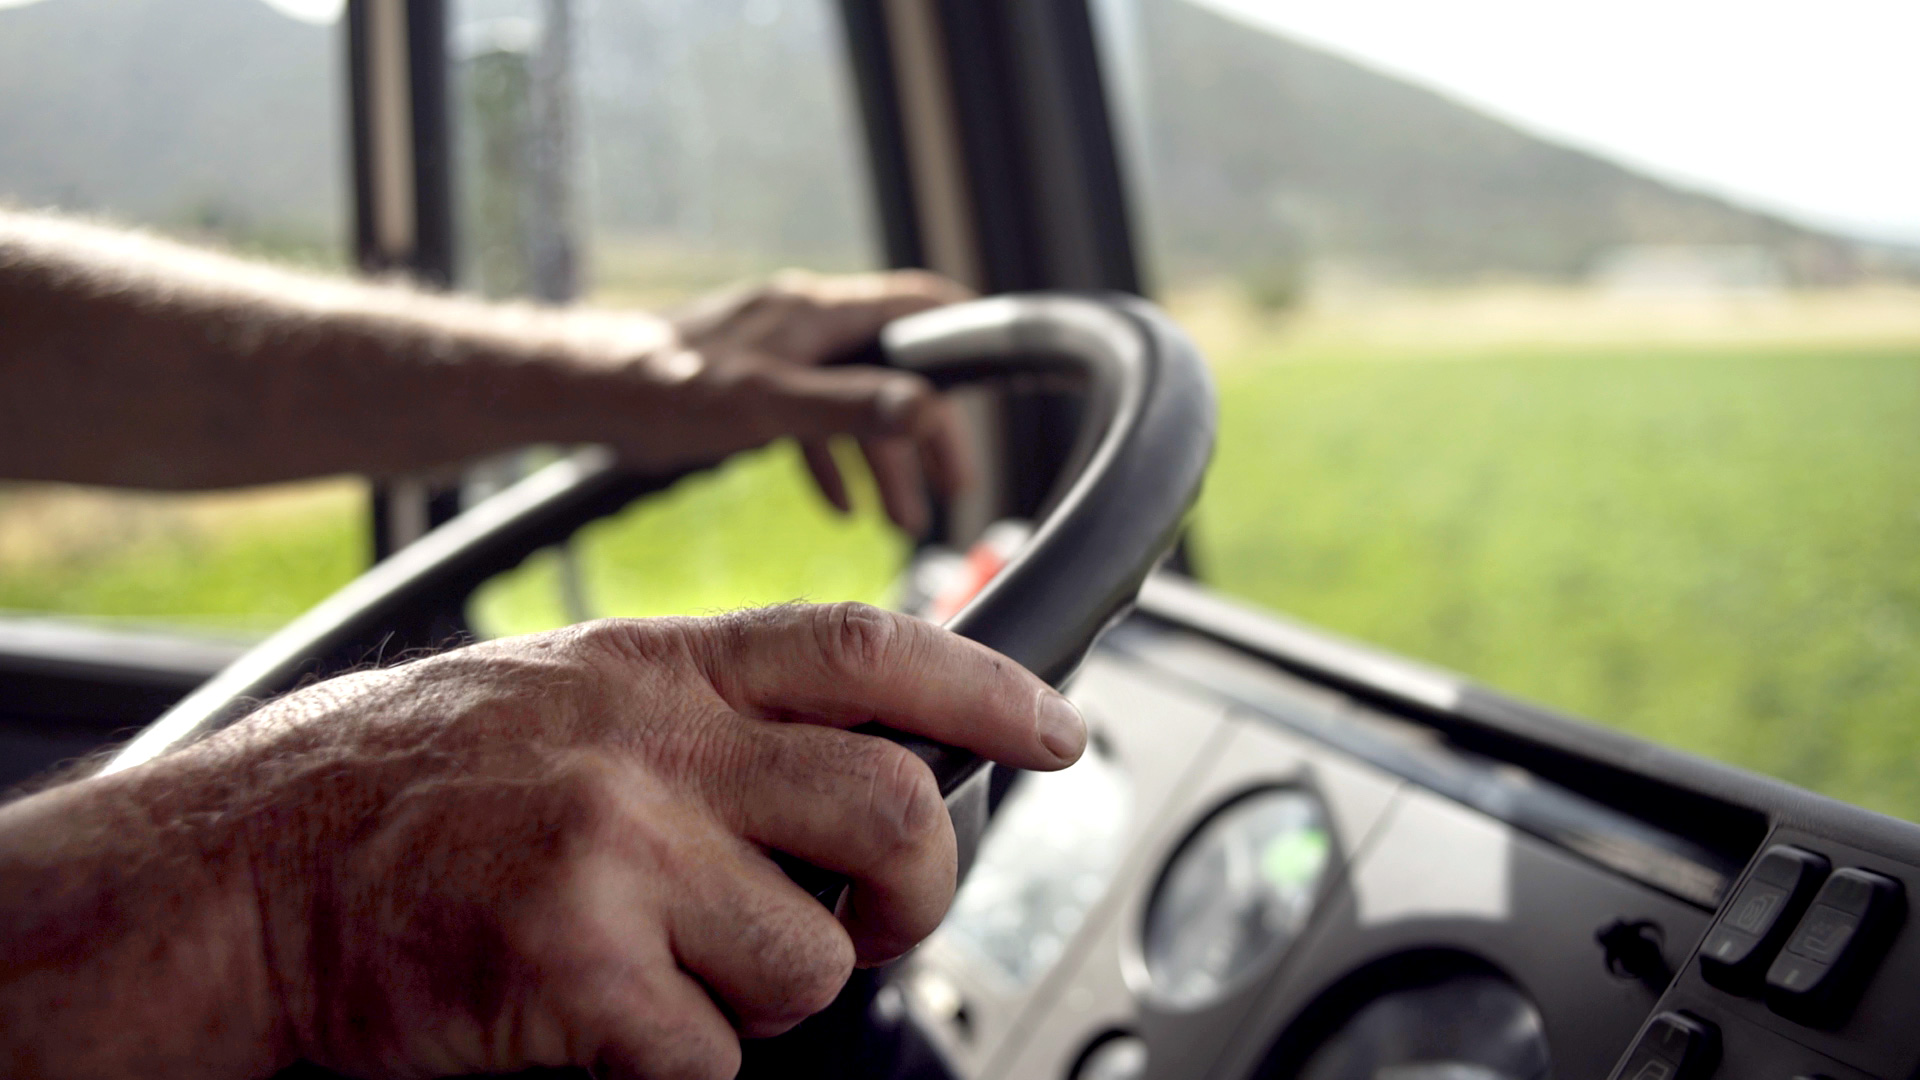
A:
[882,576,1920,1080]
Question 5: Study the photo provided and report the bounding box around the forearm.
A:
[0,210,673,489]
[0,758,285,1078]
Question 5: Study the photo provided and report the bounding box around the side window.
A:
[1095,0,1920,819]
[0,0,365,638]
[453,0,903,635]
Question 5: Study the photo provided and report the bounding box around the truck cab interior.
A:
[2,2,1918,1080]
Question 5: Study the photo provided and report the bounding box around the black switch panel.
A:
[1765,867,1906,1027]
[1611,1011,1720,1080]
[1700,845,1829,994]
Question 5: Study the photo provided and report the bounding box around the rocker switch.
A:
[1765,867,1905,1027]
[1611,1011,1719,1080]
[1699,845,1828,994]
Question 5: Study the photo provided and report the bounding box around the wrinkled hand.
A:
[583,271,975,535]
[0,604,1084,1080]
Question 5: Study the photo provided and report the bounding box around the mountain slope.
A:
[0,0,1880,285]
[1129,0,1866,285]
[0,0,343,245]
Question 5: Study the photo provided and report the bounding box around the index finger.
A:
[686,603,1085,772]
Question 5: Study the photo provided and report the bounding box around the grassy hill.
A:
[1127,0,1877,286]
[0,0,343,257]
[0,0,1895,285]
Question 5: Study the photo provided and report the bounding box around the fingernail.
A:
[1036,690,1087,763]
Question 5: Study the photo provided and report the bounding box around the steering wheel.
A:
[99,290,1214,1043]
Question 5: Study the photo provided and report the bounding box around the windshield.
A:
[1092,0,1920,821]
[0,0,900,641]
[448,0,903,635]
[0,0,364,642]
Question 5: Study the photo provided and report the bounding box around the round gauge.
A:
[1295,967,1550,1080]
[1141,787,1333,1009]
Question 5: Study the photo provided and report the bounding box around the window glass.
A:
[1094,0,1920,820]
[0,0,364,638]
[452,0,902,635]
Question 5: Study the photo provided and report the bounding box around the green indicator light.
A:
[1260,827,1329,891]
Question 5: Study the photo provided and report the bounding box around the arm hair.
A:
[0,209,671,488]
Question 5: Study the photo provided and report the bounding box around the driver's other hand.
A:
[185,604,1077,1079]
[610,270,974,537]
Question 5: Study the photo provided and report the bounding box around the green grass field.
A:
[1191,333,1920,821]
[466,441,905,635]
[0,481,369,637]
[2,288,1917,822]
[0,444,904,638]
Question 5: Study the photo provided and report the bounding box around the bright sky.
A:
[4,0,1911,244]
[256,0,343,23]
[0,0,343,23]
[1193,0,1920,246]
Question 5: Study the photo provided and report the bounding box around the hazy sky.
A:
[1194,0,1920,246]
[4,0,1910,244]
[257,0,342,22]
[0,0,343,21]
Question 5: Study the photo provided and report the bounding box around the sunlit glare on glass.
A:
[256,0,344,25]
[0,0,343,23]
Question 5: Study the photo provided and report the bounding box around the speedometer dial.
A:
[1142,787,1332,1009]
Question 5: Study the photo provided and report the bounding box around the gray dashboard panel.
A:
[986,714,1402,1080]
[897,653,1238,1076]
[895,630,1729,1080]
[1206,783,1710,1080]
[894,586,1920,1080]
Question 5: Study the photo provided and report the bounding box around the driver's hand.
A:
[0,604,1084,1080]
[580,270,975,536]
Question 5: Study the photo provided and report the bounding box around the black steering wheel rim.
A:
[103,291,1216,811]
